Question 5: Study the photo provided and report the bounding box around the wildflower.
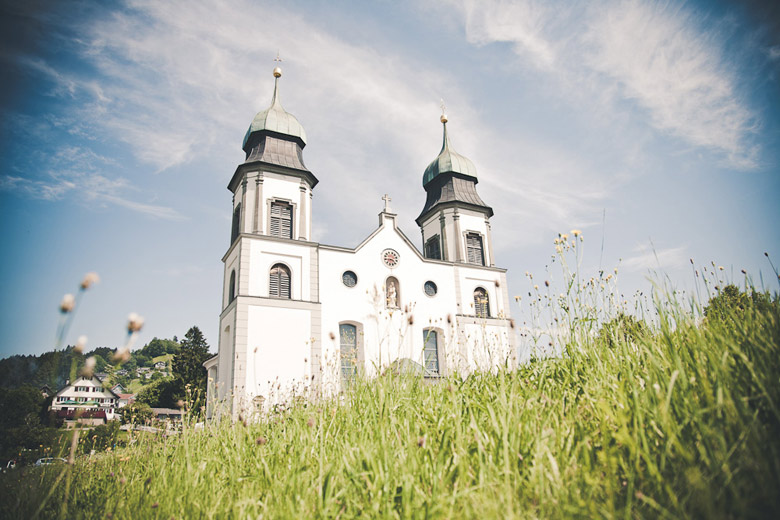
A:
[329,332,336,340]
[80,272,100,290]
[307,418,314,428]
[555,246,563,254]
[446,314,452,324]
[653,383,661,393]
[690,258,694,264]
[571,229,581,237]
[407,315,414,325]
[614,268,618,275]
[74,335,88,354]
[514,295,521,302]
[256,436,267,445]
[544,280,549,287]
[417,436,426,448]
[718,266,724,271]
[120,477,127,485]
[151,503,159,509]
[533,284,539,290]
[60,294,75,313]
[741,269,746,274]
[176,400,185,409]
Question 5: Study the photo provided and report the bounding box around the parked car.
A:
[34,458,67,466]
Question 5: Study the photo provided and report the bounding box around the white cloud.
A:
[441,0,760,169]
[621,243,687,273]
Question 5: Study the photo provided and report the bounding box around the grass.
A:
[1,283,778,519]
[2,240,779,519]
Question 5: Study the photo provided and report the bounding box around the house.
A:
[205,66,516,420]
[111,382,126,393]
[153,361,167,370]
[50,376,121,424]
[117,393,136,408]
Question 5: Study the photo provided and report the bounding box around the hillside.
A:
[1,286,778,518]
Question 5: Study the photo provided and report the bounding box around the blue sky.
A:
[1,0,778,358]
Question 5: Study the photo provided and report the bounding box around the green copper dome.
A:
[243,69,307,149]
[422,118,477,186]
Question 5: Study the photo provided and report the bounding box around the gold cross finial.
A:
[273,52,283,77]
[440,99,448,123]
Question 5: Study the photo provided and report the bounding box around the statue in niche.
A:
[386,279,398,309]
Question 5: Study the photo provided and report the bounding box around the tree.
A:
[136,378,180,409]
[172,326,210,400]
[703,284,775,329]
[120,402,154,425]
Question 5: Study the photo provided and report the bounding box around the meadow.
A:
[1,249,778,519]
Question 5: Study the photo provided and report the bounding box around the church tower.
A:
[208,64,322,419]
[416,113,496,267]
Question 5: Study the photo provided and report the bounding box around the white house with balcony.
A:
[204,66,517,420]
[51,376,121,423]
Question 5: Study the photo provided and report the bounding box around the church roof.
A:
[422,116,477,187]
[242,67,307,150]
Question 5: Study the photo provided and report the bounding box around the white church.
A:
[204,66,516,419]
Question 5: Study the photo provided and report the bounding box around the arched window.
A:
[385,276,400,309]
[423,328,439,375]
[339,323,358,383]
[474,287,490,318]
[228,270,236,301]
[269,264,291,299]
[231,203,241,243]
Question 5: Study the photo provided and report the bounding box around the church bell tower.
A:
[416,112,496,267]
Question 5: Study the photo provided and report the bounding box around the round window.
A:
[342,270,357,288]
[424,281,438,297]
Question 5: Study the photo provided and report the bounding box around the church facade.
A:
[204,66,516,419]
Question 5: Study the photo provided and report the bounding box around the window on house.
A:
[474,287,490,318]
[231,203,241,243]
[269,264,291,299]
[425,235,441,260]
[423,329,439,375]
[270,201,293,239]
[340,323,358,384]
[466,233,485,266]
[229,270,236,301]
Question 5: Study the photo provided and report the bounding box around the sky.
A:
[1,0,778,358]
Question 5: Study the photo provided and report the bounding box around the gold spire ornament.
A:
[273,52,283,78]
[440,98,448,124]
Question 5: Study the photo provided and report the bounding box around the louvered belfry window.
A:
[269,264,291,299]
[231,203,241,243]
[466,233,485,265]
[474,287,490,318]
[270,201,292,239]
[425,235,441,260]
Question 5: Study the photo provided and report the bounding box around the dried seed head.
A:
[417,436,426,448]
[74,335,88,354]
[80,272,100,290]
[256,436,267,445]
[307,418,314,428]
[176,400,185,409]
[60,294,75,314]
[329,332,336,340]
[112,347,131,364]
[407,315,414,325]
[127,313,144,333]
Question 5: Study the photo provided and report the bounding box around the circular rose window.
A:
[381,248,400,268]
[424,281,438,297]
